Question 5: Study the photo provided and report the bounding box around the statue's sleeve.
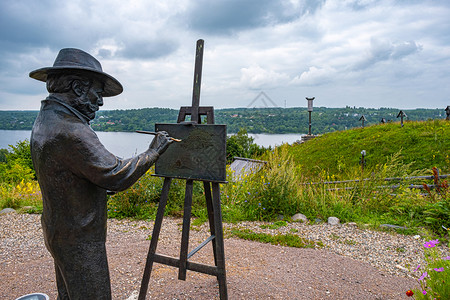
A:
[64,126,159,191]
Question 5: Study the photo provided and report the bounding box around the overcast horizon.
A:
[1,0,449,111]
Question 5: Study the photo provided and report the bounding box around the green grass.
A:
[288,119,449,180]
[230,228,321,248]
[259,220,288,229]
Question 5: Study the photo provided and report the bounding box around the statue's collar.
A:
[45,96,91,124]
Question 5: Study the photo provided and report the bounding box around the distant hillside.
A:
[288,119,450,180]
[0,106,446,134]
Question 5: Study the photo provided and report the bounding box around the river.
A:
[0,130,303,158]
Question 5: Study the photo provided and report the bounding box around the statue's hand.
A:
[149,131,173,155]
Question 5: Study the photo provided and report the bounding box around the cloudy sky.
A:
[1,0,449,111]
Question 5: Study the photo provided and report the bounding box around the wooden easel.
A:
[138,40,228,300]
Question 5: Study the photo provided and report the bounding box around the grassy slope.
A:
[288,119,450,180]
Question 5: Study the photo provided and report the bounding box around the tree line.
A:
[0,106,446,134]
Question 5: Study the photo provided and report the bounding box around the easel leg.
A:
[212,182,228,299]
[203,181,218,265]
[178,179,194,280]
[138,177,172,300]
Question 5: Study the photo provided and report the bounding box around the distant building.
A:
[229,157,267,181]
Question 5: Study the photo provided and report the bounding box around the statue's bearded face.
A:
[75,80,104,120]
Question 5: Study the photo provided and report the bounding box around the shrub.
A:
[0,179,42,210]
[223,144,300,221]
[107,168,206,220]
[0,140,35,184]
[226,128,266,163]
[423,168,450,236]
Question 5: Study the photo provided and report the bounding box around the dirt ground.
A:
[1,213,416,299]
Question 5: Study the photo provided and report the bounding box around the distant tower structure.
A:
[306,97,315,135]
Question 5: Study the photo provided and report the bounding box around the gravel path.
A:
[1,212,447,299]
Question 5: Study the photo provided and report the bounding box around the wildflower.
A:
[443,256,450,260]
[422,290,427,295]
[413,265,421,272]
[423,242,433,248]
[433,267,444,272]
[406,290,414,297]
[424,239,439,248]
[419,272,428,281]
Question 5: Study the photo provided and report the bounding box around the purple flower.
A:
[422,290,427,295]
[413,265,421,272]
[443,256,450,260]
[419,272,428,281]
[423,242,434,248]
[424,239,440,248]
[433,267,444,272]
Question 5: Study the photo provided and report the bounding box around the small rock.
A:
[395,265,408,272]
[126,290,138,300]
[292,213,308,223]
[315,218,323,224]
[22,206,35,211]
[328,217,340,225]
[0,208,16,215]
[346,222,357,226]
[380,224,408,230]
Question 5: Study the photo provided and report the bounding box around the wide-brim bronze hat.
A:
[29,48,123,97]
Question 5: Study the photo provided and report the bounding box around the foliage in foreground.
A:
[0,140,41,211]
[408,238,450,299]
[0,140,35,184]
[103,143,449,241]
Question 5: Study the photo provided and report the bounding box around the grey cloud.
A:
[0,0,100,53]
[115,39,179,60]
[185,0,325,35]
[348,0,381,11]
[97,49,113,59]
[353,38,422,70]
[0,0,180,72]
[391,41,423,59]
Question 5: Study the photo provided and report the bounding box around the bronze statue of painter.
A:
[29,48,172,299]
